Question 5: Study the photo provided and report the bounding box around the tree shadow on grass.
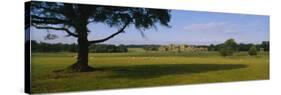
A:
[101,64,247,79]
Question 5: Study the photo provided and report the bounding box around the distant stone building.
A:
[158,44,208,52]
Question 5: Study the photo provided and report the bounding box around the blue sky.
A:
[31,10,269,45]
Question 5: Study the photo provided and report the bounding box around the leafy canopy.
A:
[30,1,171,42]
[219,39,237,56]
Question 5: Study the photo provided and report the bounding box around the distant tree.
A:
[118,44,128,52]
[225,39,238,51]
[208,44,215,51]
[214,43,224,51]
[248,45,258,56]
[143,45,159,52]
[219,39,237,57]
[68,44,78,52]
[29,1,171,72]
[237,43,253,51]
[219,47,230,57]
[261,41,269,51]
[88,44,127,53]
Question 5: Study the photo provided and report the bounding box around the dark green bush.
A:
[219,46,234,57]
[219,39,237,57]
[248,45,258,56]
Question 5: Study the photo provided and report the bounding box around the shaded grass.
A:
[101,64,247,79]
[31,52,269,93]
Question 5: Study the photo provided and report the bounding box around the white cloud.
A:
[183,22,237,33]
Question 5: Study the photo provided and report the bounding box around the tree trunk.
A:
[67,23,94,72]
[67,37,94,72]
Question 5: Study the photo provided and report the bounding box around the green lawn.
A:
[31,50,269,93]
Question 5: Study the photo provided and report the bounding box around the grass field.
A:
[31,48,269,93]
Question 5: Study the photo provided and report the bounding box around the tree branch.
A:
[33,25,78,37]
[89,22,129,44]
[31,15,73,26]
[32,3,63,15]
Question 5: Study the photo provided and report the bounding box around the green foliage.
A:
[224,39,238,50]
[30,1,171,38]
[219,46,233,57]
[208,44,215,51]
[219,39,237,56]
[31,40,128,53]
[31,41,77,52]
[248,45,258,56]
[89,44,128,53]
[208,42,269,52]
[143,45,160,52]
[237,43,253,51]
[261,41,270,51]
[68,44,77,52]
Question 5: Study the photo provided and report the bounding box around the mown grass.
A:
[31,50,269,93]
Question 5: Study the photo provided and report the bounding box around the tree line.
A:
[207,41,269,52]
[139,41,269,53]
[215,39,269,56]
[29,40,269,55]
[30,40,128,53]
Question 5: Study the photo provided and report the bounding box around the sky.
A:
[30,10,269,45]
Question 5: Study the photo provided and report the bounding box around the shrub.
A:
[219,46,234,57]
[248,45,258,56]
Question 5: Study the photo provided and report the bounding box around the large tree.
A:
[28,1,171,72]
[219,39,237,57]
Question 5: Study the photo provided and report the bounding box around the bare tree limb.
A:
[88,22,130,44]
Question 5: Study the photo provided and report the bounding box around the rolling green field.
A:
[31,48,269,93]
